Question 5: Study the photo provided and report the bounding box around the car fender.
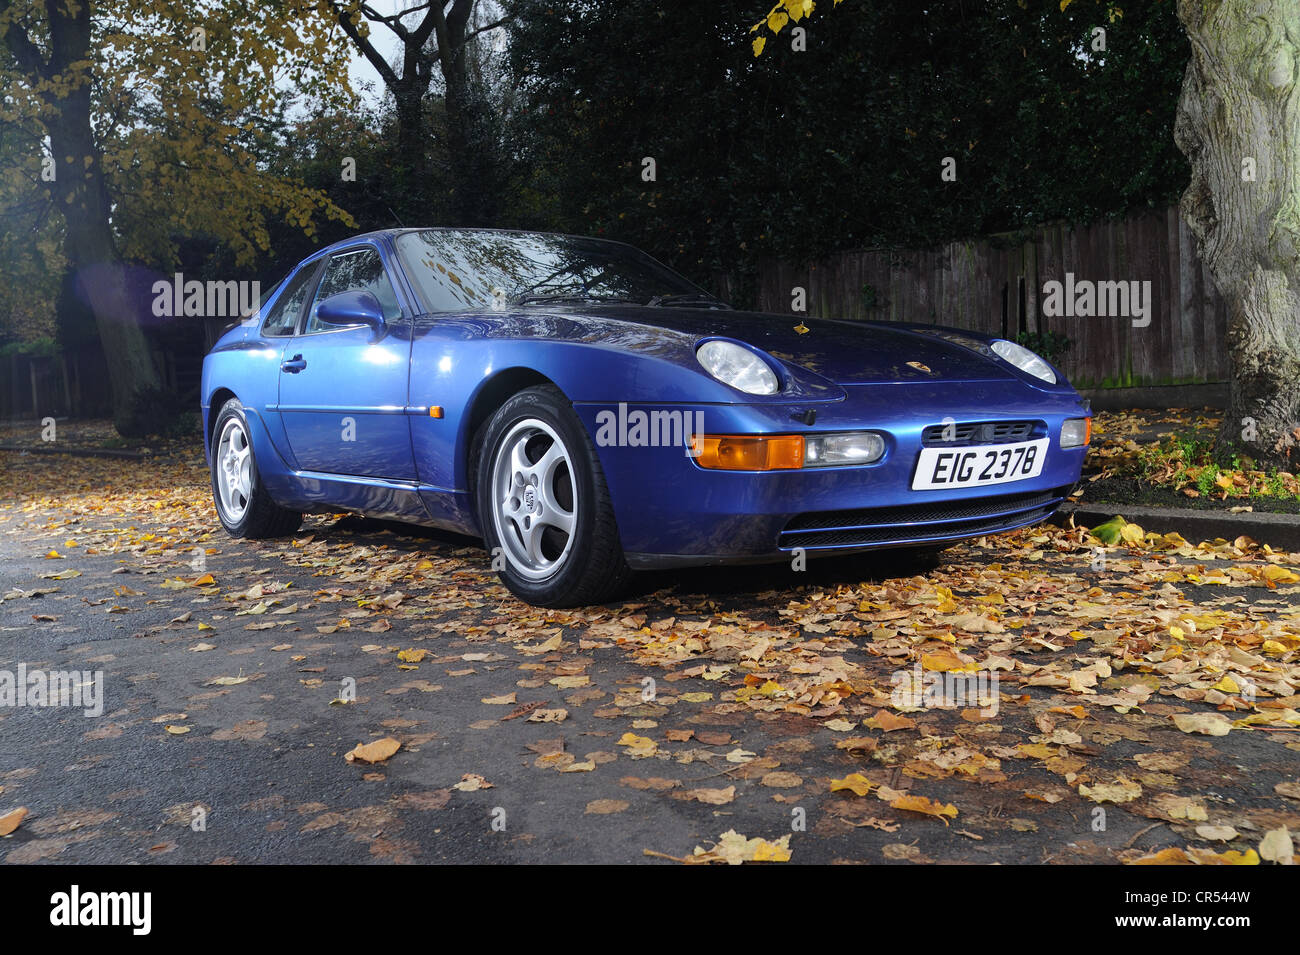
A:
[408,330,845,495]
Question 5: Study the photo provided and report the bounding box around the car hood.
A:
[546,305,1019,386]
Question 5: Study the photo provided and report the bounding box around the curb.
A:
[1055,502,1300,552]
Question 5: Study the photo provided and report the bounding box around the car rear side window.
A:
[262,265,316,337]
[306,247,402,333]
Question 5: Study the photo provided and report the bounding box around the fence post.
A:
[61,354,72,414]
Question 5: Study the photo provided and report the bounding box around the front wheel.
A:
[210,398,301,539]
[473,386,629,607]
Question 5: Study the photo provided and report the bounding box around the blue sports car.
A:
[202,228,1090,606]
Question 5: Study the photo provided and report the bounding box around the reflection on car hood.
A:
[532,304,1017,386]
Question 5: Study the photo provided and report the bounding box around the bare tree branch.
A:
[329,1,401,89]
[455,12,513,51]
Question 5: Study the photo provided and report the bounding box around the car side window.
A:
[305,247,403,333]
[261,264,317,337]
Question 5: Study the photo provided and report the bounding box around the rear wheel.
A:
[473,386,629,606]
[210,398,301,539]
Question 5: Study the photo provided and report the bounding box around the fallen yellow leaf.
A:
[830,773,875,796]
[345,737,401,764]
[0,807,28,835]
[889,794,958,824]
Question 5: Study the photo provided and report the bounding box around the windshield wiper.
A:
[645,293,731,309]
[509,293,637,307]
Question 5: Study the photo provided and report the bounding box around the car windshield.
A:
[394,229,721,312]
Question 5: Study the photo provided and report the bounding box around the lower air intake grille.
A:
[778,486,1069,550]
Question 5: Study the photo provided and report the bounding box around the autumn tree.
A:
[1175,0,1300,468]
[0,0,354,435]
[255,109,399,278]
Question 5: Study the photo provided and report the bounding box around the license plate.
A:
[911,438,1049,490]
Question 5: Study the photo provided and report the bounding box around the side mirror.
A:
[316,290,387,334]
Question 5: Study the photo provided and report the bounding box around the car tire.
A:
[472,385,630,607]
[210,397,302,539]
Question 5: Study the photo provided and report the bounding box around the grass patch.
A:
[1134,429,1300,501]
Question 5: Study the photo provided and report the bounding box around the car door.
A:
[256,260,321,453]
[277,244,417,481]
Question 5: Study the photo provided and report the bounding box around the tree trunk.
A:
[441,46,478,223]
[49,97,165,437]
[436,0,500,226]
[4,0,165,436]
[442,51,503,225]
[394,76,430,183]
[1175,0,1300,468]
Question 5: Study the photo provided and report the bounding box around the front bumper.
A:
[575,380,1089,569]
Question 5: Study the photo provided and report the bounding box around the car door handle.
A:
[281,354,307,373]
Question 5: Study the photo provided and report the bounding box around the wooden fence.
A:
[1,320,215,422]
[745,205,1230,390]
[4,212,1228,422]
[1,349,114,421]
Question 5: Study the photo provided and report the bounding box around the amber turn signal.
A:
[1061,417,1090,448]
[690,434,805,470]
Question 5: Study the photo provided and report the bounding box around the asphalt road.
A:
[1,448,1299,865]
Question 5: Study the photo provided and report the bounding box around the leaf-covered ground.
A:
[1,440,1298,864]
[1081,409,1300,514]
